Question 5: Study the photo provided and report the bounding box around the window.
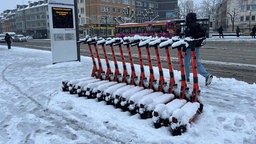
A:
[144,2,147,7]
[240,16,244,21]
[112,8,116,13]
[81,17,85,24]
[136,1,142,6]
[240,6,245,11]
[101,6,110,12]
[80,0,84,3]
[252,5,256,10]
[247,5,250,10]
[112,0,116,3]
[132,0,135,5]
[80,8,84,14]
[252,15,255,21]
[118,0,121,4]
[246,16,250,21]
[122,0,129,5]
[149,3,154,8]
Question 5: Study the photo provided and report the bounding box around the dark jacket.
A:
[236,27,240,33]
[185,23,206,39]
[252,26,256,34]
[5,34,12,43]
[184,13,206,49]
[218,26,223,34]
[184,23,206,48]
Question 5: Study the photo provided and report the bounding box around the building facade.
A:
[84,0,135,25]
[238,0,256,33]
[135,0,158,23]
[0,10,16,33]
[16,0,49,38]
[78,0,86,26]
[215,0,256,33]
[157,0,178,21]
[0,0,178,38]
[0,0,49,38]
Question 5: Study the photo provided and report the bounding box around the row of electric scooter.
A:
[61,35,205,136]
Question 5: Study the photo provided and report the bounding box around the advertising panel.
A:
[48,0,78,64]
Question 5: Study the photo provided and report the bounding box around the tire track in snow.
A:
[1,63,43,108]
[1,62,128,144]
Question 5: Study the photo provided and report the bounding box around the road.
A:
[1,38,255,84]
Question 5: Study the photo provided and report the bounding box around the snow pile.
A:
[0,46,256,143]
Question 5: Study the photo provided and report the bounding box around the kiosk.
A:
[48,0,79,63]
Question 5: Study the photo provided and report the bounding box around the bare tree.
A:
[227,0,242,31]
[200,0,221,17]
[178,0,200,19]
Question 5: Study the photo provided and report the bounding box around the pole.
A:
[249,11,251,32]
[106,16,108,37]
[74,0,81,61]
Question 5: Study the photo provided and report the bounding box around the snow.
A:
[96,39,106,45]
[128,89,154,111]
[0,45,256,144]
[149,38,161,46]
[120,86,144,107]
[103,83,126,102]
[159,39,173,48]
[89,80,110,94]
[171,39,189,48]
[112,85,133,104]
[138,38,151,47]
[161,99,188,120]
[83,80,108,96]
[74,77,95,89]
[147,94,175,111]
[105,38,121,45]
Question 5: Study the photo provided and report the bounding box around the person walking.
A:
[218,26,224,38]
[236,26,240,37]
[184,12,213,86]
[4,33,12,49]
[251,25,256,38]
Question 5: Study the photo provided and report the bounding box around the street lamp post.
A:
[249,10,251,32]
[74,0,80,61]
[102,12,110,37]
[106,16,108,37]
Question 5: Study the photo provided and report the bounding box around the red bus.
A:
[115,20,176,38]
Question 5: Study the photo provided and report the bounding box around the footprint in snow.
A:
[234,117,245,128]
[217,116,226,122]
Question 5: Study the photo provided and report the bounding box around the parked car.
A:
[0,34,5,43]
[13,34,27,42]
[26,36,33,40]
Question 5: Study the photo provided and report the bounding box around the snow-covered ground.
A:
[0,45,256,144]
[208,35,256,41]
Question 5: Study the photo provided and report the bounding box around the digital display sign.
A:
[52,7,74,28]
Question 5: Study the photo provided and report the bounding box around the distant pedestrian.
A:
[251,25,256,38]
[4,33,12,49]
[218,26,224,38]
[236,26,240,37]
